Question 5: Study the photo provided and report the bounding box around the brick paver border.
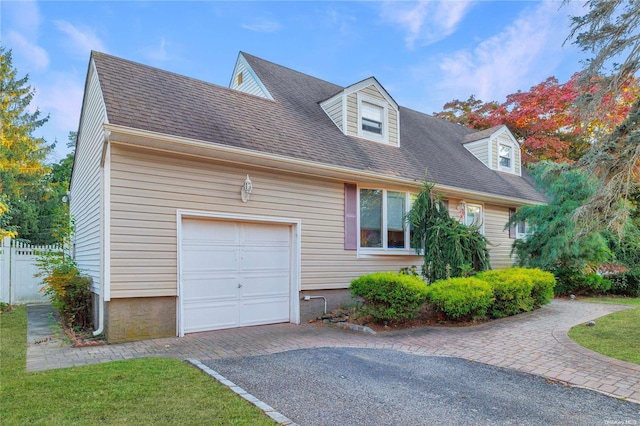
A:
[26,300,640,404]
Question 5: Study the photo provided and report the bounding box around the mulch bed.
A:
[313,304,489,333]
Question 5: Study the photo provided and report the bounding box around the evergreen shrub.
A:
[350,272,428,321]
[554,270,611,295]
[509,267,555,307]
[476,270,534,318]
[425,277,494,320]
[607,268,640,297]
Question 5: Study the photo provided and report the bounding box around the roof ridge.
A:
[240,51,344,91]
[92,51,277,103]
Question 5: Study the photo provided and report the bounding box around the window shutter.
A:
[344,183,358,250]
[508,208,516,239]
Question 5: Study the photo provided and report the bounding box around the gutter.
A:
[103,123,544,207]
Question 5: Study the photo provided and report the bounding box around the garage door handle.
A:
[238,283,243,288]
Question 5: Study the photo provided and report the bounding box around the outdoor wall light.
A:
[241,175,253,203]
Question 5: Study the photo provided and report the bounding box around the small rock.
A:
[570,294,576,300]
[586,321,596,326]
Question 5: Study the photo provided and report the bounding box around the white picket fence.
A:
[0,236,63,305]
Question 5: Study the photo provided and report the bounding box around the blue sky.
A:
[2,1,588,162]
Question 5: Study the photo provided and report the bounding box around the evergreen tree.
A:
[0,45,52,242]
[407,179,490,282]
[509,162,611,273]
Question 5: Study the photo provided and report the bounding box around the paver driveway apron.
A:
[26,300,640,404]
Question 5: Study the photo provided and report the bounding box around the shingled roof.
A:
[91,51,545,203]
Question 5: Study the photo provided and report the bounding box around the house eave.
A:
[103,123,542,207]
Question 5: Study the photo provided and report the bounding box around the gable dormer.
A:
[320,77,400,147]
[229,52,273,100]
[462,125,521,176]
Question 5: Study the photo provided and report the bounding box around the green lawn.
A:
[0,306,276,425]
[568,297,640,365]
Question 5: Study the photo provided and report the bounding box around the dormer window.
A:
[357,94,388,143]
[361,102,383,135]
[499,144,512,171]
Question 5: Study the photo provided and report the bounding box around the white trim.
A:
[498,143,515,174]
[487,138,493,171]
[464,202,485,235]
[357,187,417,256]
[103,124,543,206]
[343,77,398,110]
[176,209,301,337]
[357,93,389,144]
[229,53,274,100]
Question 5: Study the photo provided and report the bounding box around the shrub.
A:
[509,267,555,307]
[554,269,611,295]
[37,251,93,330]
[607,268,640,297]
[350,272,428,321]
[425,277,494,320]
[476,270,534,318]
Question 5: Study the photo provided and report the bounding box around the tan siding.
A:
[388,109,399,147]
[322,97,343,131]
[110,145,422,298]
[484,204,516,269]
[361,85,385,102]
[491,137,499,169]
[70,61,106,293]
[346,93,358,135]
[464,141,489,166]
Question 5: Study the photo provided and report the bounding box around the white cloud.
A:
[54,20,107,56]
[380,0,474,48]
[241,20,281,33]
[434,1,580,104]
[34,74,84,136]
[146,38,169,62]
[4,31,49,70]
[1,1,48,71]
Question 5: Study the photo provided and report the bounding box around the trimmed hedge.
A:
[425,277,494,320]
[476,270,534,318]
[507,267,555,307]
[350,272,429,321]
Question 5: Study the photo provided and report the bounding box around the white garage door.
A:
[181,218,291,333]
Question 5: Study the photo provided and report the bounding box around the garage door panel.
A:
[241,274,290,297]
[183,275,238,300]
[242,223,289,243]
[240,297,290,326]
[184,219,239,243]
[182,250,238,273]
[184,300,240,333]
[242,247,289,271]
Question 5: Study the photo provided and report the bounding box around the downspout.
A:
[93,131,110,336]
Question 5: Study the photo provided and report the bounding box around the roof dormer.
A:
[229,52,273,100]
[320,77,400,147]
[462,125,521,176]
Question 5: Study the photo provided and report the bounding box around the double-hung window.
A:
[499,144,513,171]
[361,102,383,135]
[359,189,414,252]
[464,203,484,233]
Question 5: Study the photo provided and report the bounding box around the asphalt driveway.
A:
[204,347,640,426]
